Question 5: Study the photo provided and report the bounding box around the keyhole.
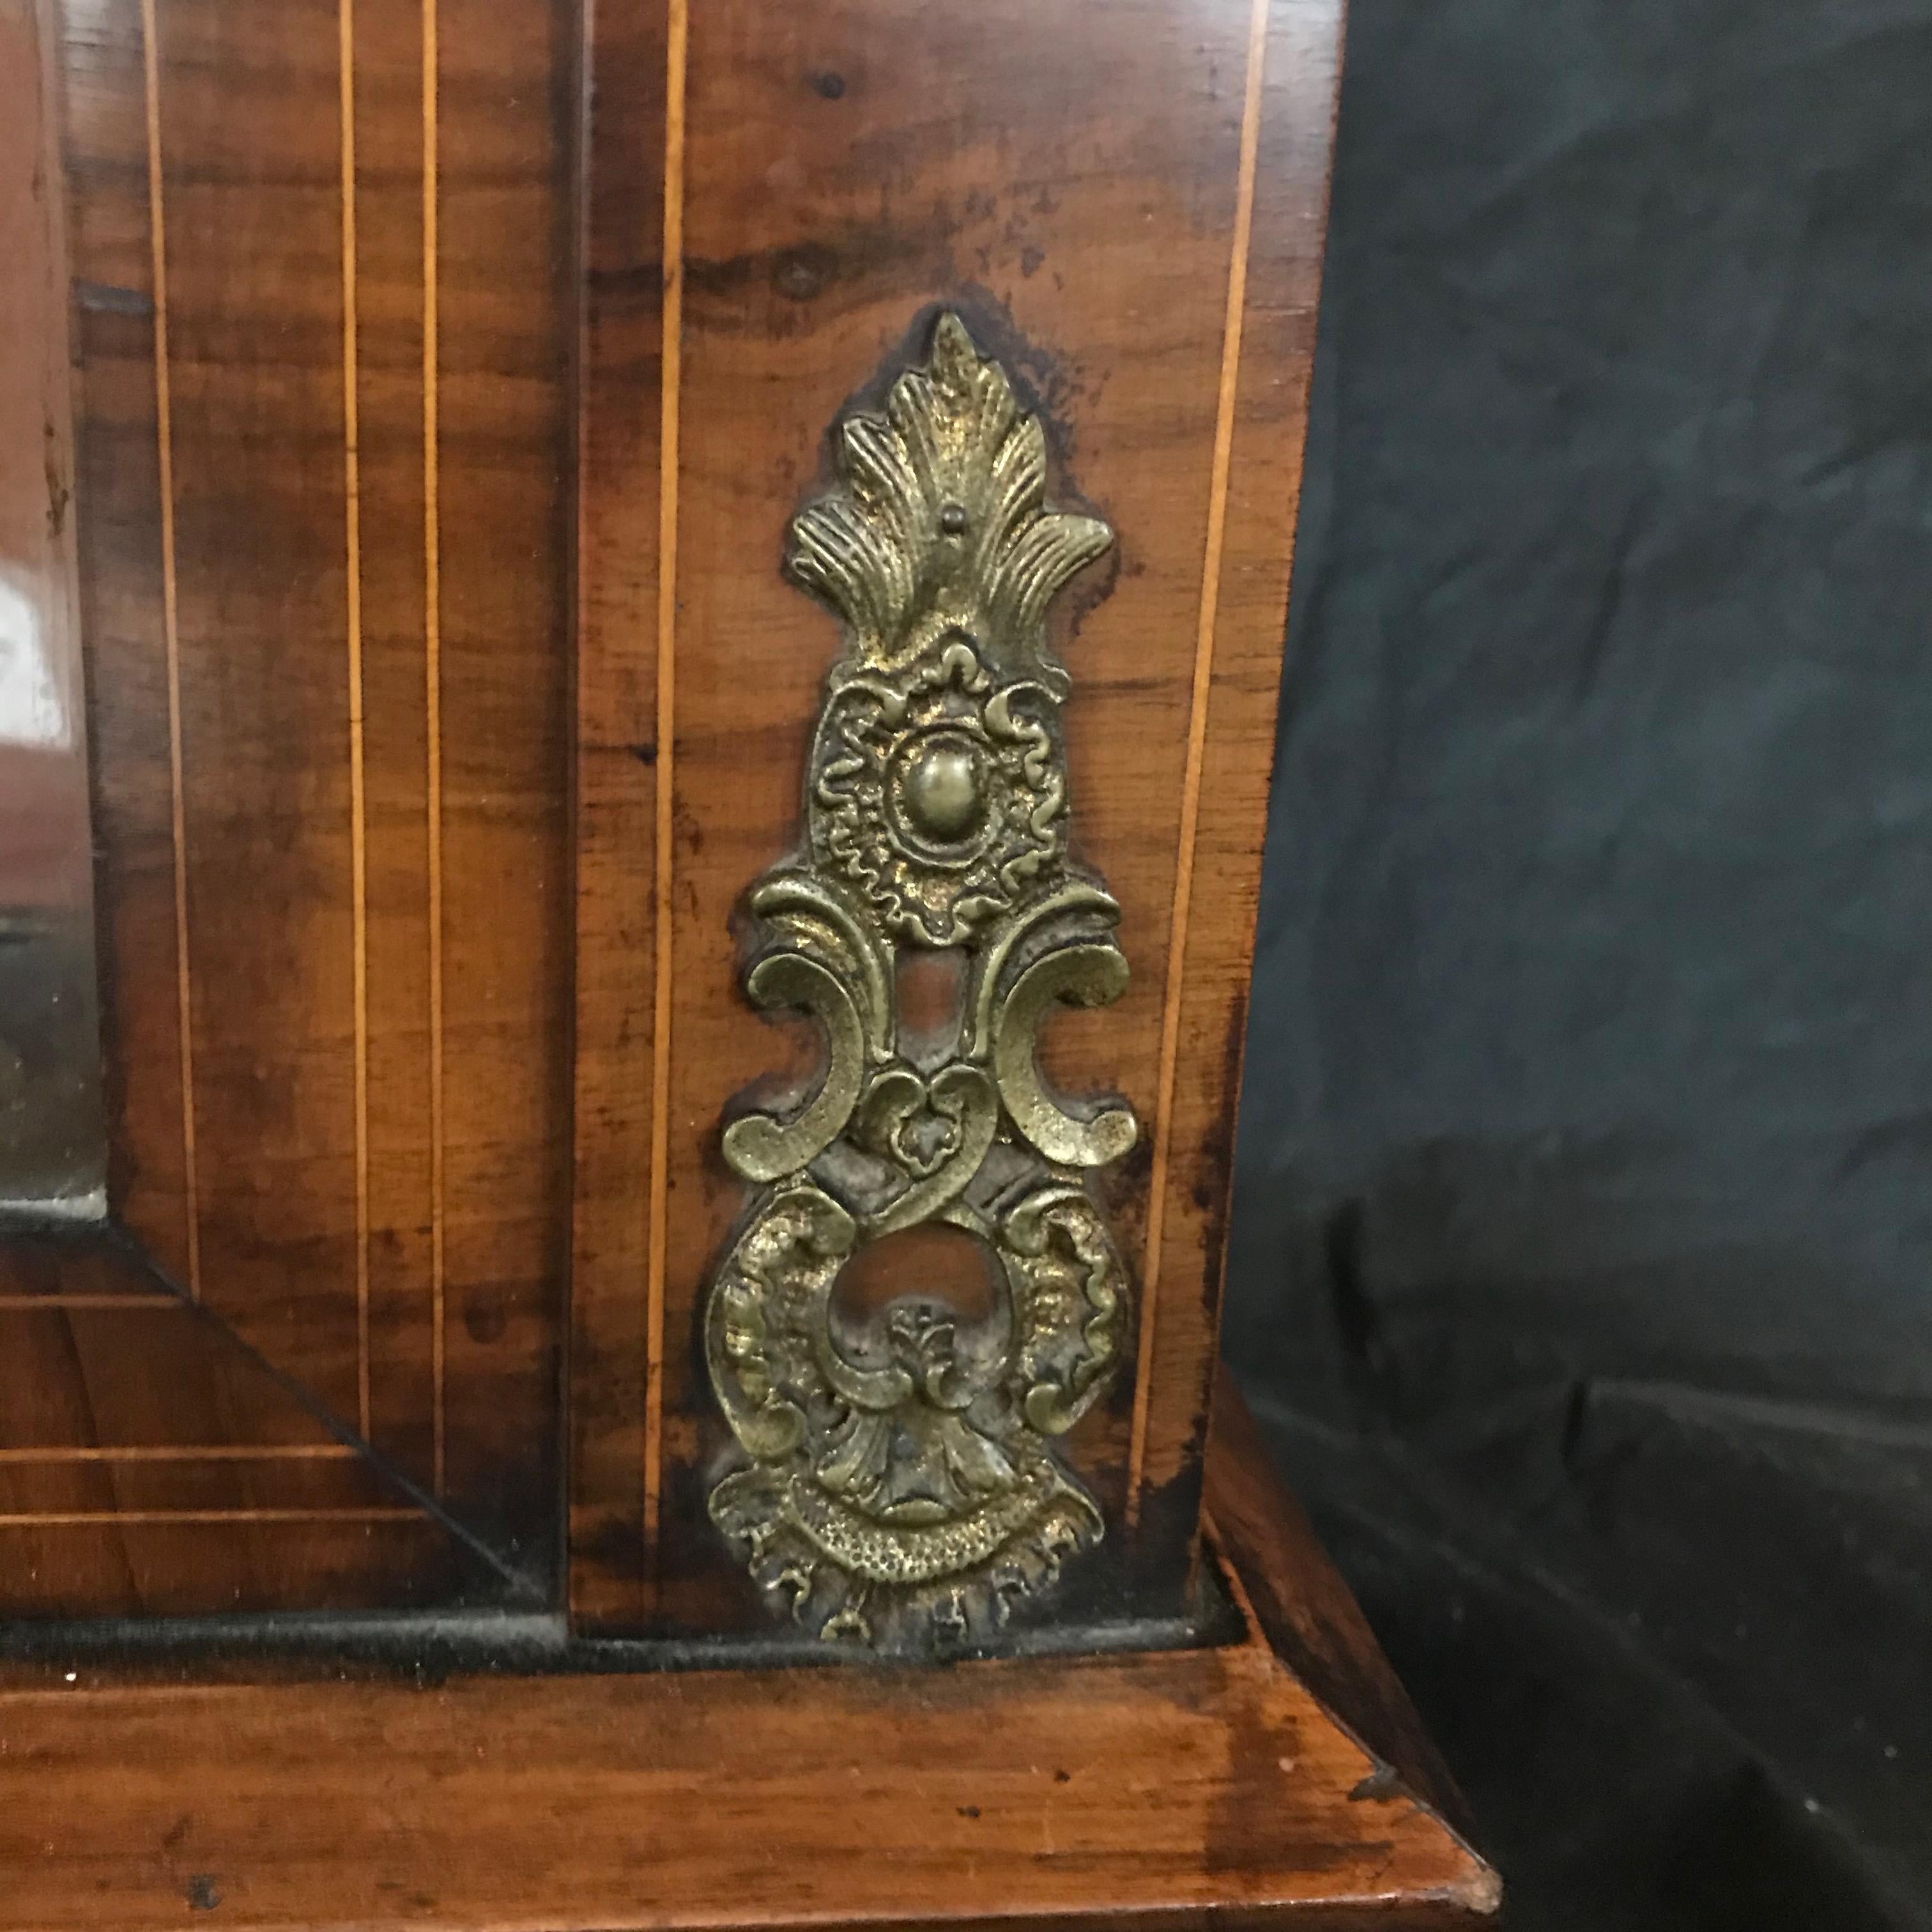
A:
[829,1222,1002,1367]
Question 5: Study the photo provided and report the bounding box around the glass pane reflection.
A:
[0,44,105,1219]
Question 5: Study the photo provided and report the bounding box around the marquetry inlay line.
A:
[139,0,200,1301]
[0,1508,420,1527]
[423,0,447,1498]
[1126,0,1271,1525]
[339,0,373,1441]
[642,0,689,1561]
[0,1446,358,1464]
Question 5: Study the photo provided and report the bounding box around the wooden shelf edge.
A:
[0,1370,1496,1932]
[1206,1367,1493,1864]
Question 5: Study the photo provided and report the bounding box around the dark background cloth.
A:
[1222,1,1932,1923]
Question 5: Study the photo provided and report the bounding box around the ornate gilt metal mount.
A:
[704,313,1137,1651]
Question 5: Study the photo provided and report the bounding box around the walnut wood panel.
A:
[569,0,1345,1632]
[0,1234,480,1617]
[56,0,570,1600]
[429,0,574,1577]
[45,0,1337,1632]
[1128,0,1344,1550]
[0,1514,1495,1931]
[157,0,365,1420]
[346,0,439,1493]
[567,0,670,1632]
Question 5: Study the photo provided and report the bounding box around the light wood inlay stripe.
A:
[422,0,445,1498]
[642,0,689,1561]
[338,0,372,1441]
[139,0,199,1300]
[1127,0,1271,1523]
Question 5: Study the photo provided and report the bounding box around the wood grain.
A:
[0,1493,1496,1930]
[346,0,437,1482]
[153,0,365,1423]
[569,0,669,1630]
[569,0,1346,1632]
[429,0,573,1583]
[654,0,1246,1630]
[56,0,571,1600]
[0,1234,477,1617]
[6,17,1491,1921]
[49,0,1341,1634]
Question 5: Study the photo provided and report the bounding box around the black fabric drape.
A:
[1225,3,1932,1922]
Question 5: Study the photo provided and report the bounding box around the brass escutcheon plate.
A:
[703,313,1137,1652]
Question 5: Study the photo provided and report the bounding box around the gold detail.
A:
[704,314,1136,1652]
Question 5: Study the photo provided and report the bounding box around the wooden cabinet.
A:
[0,0,1496,1920]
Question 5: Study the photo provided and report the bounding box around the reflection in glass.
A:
[1,44,106,1220]
[0,567,102,1216]
[0,572,68,749]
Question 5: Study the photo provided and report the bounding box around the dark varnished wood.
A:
[428,0,575,1564]
[568,0,1347,1638]
[35,0,1375,1777]
[54,0,571,1597]
[0,1232,480,1616]
[0,1410,1496,1929]
[568,0,670,1633]
[157,0,371,1443]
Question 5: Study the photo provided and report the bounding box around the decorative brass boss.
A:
[703,314,1136,1650]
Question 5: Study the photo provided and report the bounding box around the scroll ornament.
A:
[703,314,1137,1650]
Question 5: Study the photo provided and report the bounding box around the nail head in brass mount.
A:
[703,312,1138,1653]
